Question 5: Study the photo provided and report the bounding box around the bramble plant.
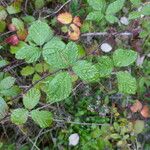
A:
[0,0,150,149]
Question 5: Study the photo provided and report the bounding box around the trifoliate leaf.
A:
[31,110,53,128]
[28,20,53,46]
[96,56,114,77]
[73,60,99,82]
[0,97,8,120]
[11,108,29,125]
[21,66,35,76]
[23,88,41,110]
[45,72,72,103]
[106,0,125,15]
[117,71,137,94]
[113,49,137,67]
[0,76,15,90]
[16,45,41,63]
[43,38,78,69]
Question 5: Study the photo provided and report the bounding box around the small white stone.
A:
[101,43,112,53]
[136,55,145,67]
[120,17,129,25]
[69,133,79,146]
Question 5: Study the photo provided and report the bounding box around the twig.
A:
[44,0,73,19]
[53,119,104,126]
[31,129,44,150]
[81,31,133,37]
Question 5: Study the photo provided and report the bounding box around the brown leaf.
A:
[73,16,82,27]
[57,12,73,24]
[130,100,142,113]
[68,24,80,41]
[140,105,150,118]
[17,29,28,41]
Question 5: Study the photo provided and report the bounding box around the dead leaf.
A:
[17,29,28,41]
[140,105,150,118]
[73,16,82,27]
[130,100,142,113]
[57,12,73,24]
[5,34,19,45]
[68,24,80,41]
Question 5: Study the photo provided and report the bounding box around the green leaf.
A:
[105,15,118,23]
[130,0,141,6]
[23,88,41,110]
[86,11,103,21]
[21,66,35,76]
[134,120,144,134]
[46,72,72,103]
[0,97,8,120]
[16,45,41,63]
[106,0,125,15]
[10,41,27,54]
[0,76,15,90]
[11,108,29,125]
[73,60,99,82]
[28,20,53,46]
[35,63,49,73]
[113,49,137,67]
[87,0,105,11]
[35,0,45,9]
[12,18,24,31]
[96,56,114,77]
[129,11,141,20]
[0,86,20,97]
[31,110,53,128]
[0,60,7,68]
[116,71,137,94]
[0,21,6,32]
[43,38,78,69]
[6,1,22,14]
[0,7,7,20]
[141,4,150,15]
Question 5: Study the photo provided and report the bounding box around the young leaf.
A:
[0,97,8,120]
[16,45,41,63]
[106,0,125,15]
[105,15,118,24]
[73,60,99,82]
[43,38,78,69]
[113,49,137,67]
[21,66,35,76]
[87,0,105,11]
[45,72,72,103]
[23,88,41,110]
[35,0,45,9]
[86,11,103,22]
[28,20,53,46]
[116,71,137,94]
[96,56,114,77]
[31,110,53,128]
[11,108,29,125]
[0,76,15,90]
